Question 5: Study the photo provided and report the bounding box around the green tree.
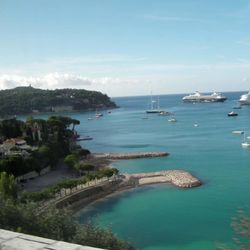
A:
[75,163,95,175]
[72,148,91,158]
[100,168,119,178]
[0,118,24,139]
[0,172,17,200]
[64,154,77,169]
[0,197,134,250]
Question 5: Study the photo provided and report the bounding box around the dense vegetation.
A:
[0,86,117,116]
[0,196,134,250]
[0,116,82,176]
[0,114,134,250]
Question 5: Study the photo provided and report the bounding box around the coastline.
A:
[29,151,201,214]
[53,169,201,212]
[73,174,201,214]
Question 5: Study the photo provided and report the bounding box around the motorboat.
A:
[158,111,171,116]
[168,118,177,122]
[232,130,244,135]
[239,91,250,105]
[95,113,103,118]
[182,91,227,102]
[228,111,238,117]
[242,141,250,148]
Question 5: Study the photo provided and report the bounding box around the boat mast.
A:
[150,91,153,110]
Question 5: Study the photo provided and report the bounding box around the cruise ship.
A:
[182,91,227,102]
[239,91,250,105]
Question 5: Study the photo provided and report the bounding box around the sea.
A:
[32,92,250,249]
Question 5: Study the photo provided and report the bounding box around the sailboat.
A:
[146,95,163,113]
[241,133,250,148]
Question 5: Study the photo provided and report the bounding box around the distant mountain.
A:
[0,86,117,116]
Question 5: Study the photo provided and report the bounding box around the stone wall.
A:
[54,179,123,211]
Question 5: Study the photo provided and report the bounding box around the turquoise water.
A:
[39,93,250,249]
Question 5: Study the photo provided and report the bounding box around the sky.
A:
[1,0,250,96]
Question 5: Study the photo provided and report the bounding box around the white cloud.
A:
[1,61,250,96]
[0,73,92,89]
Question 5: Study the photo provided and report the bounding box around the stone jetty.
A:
[125,170,201,188]
[92,151,169,160]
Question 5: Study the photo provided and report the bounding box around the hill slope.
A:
[0,87,117,116]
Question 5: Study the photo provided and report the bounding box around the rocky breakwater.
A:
[92,152,169,160]
[127,170,201,188]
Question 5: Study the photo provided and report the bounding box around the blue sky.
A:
[1,0,250,96]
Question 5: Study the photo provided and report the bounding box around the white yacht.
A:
[239,91,250,105]
[182,91,227,102]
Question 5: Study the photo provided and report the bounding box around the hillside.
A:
[0,87,117,116]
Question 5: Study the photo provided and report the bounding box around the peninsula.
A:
[0,86,117,117]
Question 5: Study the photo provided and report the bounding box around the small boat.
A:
[232,131,244,135]
[159,111,171,116]
[88,118,93,120]
[95,113,103,118]
[241,134,250,148]
[242,141,250,148]
[228,111,238,117]
[194,123,199,127]
[168,118,177,122]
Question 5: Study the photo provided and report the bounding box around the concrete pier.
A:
[125,170,201,188]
